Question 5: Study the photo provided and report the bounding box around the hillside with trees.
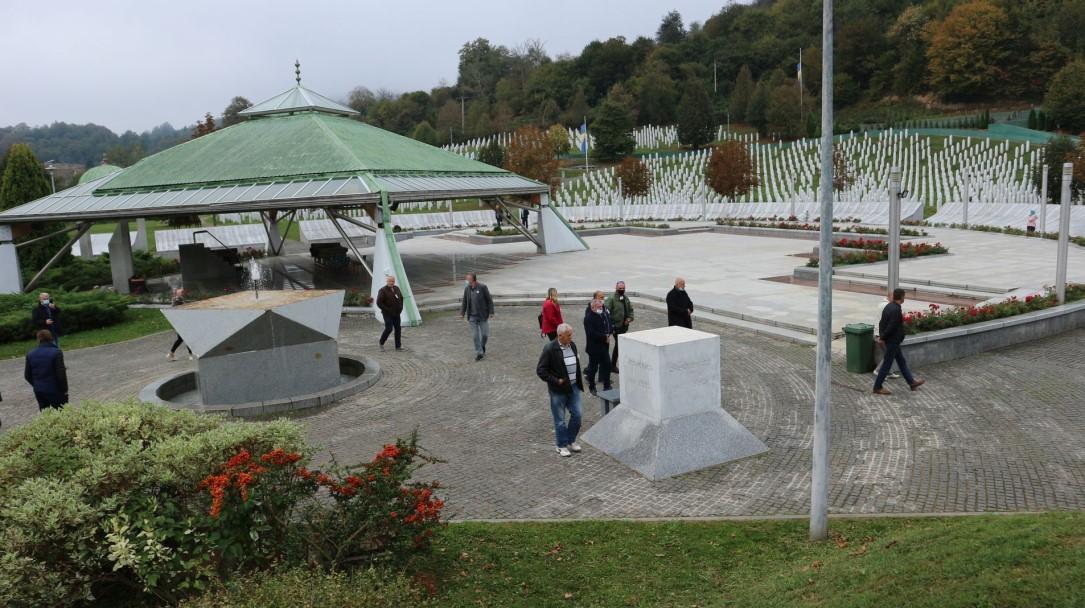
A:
[4,0,1085,170]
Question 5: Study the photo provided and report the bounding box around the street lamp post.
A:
[810,0,834,542]
[44,160,56,193]
[1056,162,1072,304]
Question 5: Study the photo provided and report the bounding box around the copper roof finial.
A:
[295,59,301,85]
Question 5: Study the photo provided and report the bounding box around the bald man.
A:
[665,277,693,328]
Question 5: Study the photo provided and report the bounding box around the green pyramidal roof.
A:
[78,164,122,184]
[239,84,358,118]
[99,112,506,193]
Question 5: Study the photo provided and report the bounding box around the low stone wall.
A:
[877,300,1085,368]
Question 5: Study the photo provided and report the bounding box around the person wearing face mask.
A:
[604,281,633,373]
[31,292,61,346]
[582,298,613,395]
[666,277,693,328]
[460,272,494,361]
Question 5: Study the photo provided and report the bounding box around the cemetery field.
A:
[0,307,168,359]
[428,513,1085,607]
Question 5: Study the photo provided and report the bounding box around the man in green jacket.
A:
[604,281,633,373]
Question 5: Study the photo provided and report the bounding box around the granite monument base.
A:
[582,325,768,480]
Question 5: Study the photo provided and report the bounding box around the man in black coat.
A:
[665,277,693,328]
[376,275,406,351]
[25,329,68,411]
[582,298,613,395]
[31,292,61,346]
[536,323,584,457]
[873,288,925,395]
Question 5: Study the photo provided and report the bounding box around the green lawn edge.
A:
[420,513,1084,607]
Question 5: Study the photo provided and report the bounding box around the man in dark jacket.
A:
[25,329,68,411]
[31,292,60,346]
[604,281,633,372]
[460,272,494,361]
[583,298,613,395]
[873,288,925,395]
[536,323,584,457]
[666,277,693,328]
[376,275,406,351]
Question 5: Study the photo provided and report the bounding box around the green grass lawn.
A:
[0,308,169,360]
[423,514,1085,607]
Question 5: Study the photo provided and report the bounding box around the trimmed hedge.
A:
[32,251,179,292]
[0,290,130,343]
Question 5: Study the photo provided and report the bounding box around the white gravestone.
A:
[582,326,768,480]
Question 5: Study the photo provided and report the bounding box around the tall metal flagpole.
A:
[810,0,834,542]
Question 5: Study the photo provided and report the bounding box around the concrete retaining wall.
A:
[878,300,1085,368]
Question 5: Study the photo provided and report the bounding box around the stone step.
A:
[415,293,820,346]
[829,270,1008,298]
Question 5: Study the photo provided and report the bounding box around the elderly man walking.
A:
[25,329,68,411]
[604,281,633,373]
[666,277,694,328]
[583,298,613,395]
[377,275,407,352]
[536,323,584,457]
[460,272,494,361]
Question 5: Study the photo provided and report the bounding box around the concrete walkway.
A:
[2,307,1084,520]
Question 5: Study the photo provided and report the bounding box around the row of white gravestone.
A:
[554,131,1050,211]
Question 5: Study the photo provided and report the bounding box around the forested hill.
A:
[5,0,1085,168]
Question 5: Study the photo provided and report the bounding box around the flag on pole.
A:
[797,48,803,91]
[577,122,589,154]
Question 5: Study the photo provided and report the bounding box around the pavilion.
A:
[0,69,587,325]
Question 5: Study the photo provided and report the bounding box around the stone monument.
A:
[582,326,768,480]
[162,289,344,405]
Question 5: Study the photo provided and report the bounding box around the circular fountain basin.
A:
[139,354,380,417]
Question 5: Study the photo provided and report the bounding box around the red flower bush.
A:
[199,434,445,570]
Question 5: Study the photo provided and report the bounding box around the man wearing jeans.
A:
[460,272,494,361]
[873,288,925,395]
[536,323,583,457]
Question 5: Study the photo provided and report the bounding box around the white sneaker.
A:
[568,442,582,453]
[556,446,572,457]
[167,352,176,361]
[188,354,194,361]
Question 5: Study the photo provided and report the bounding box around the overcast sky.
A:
[3,0,734,134]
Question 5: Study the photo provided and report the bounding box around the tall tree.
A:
[591,84,637,161]
[191,113,216,139]
[477,139,505,167]
[925,0,1014,100]
[221,96,252,127]
[677,80,714,148]
[1044,60,1085,133]
[729,65,754,123]
[746,78,770,136]
[614,156,652,197]
[410,121,438,146]
[705,141,758,199]
[504,126,560,193]
[656,11,686,44]
[765,81,813,140]
[457,38,510,100]
[1033,136,1083,202]
[0,143,68,271]
[633,60,678,125]
[887,6,930,96]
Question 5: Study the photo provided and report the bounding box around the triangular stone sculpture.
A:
[582,326,768,481]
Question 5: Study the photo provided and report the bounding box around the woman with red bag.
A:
[540,287,564,341]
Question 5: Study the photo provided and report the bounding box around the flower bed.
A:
[718,216,927,237]
[904,284,1085,335]
[806,241,949,267]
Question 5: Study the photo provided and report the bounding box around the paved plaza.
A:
[2,305,1084,520]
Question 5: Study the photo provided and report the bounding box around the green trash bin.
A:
[843,323,874,374]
